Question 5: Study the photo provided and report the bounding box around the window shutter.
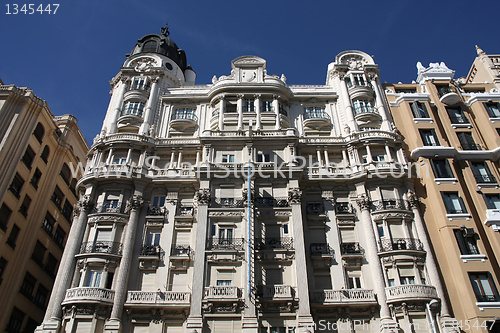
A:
[340,228,356,242]
[96,229,112,241]
[140,272,156,291]
[75,321,92,333]
[217,270,234,281]
[132,324,150,333]
[164,324,183,333]
[398,266,415,277]
[170,272,187,291]
[389,222,405,239]
[175,231,191,244]
[381,188,396,199]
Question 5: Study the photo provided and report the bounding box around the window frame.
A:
[419,129,440,146]
[410,101,430,118]
[441,192,468,214]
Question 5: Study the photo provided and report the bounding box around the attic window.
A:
[142,41,157,53]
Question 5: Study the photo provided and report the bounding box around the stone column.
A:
[218,97,224,131]
[37,195,94,332]
[407,192,452,318]
[385,145,393,162]
[108,78,128,134]
[289,188,315,331]
[186,189,211,333]
[139,77,160,135]
[273,95,280,130]
[237,95,244,130]
[105,194,144,332]
[338,74,357,132]
[355,195,396,331]
[254,94,261,130]
[370,75,390,131]
[365,145,373,163]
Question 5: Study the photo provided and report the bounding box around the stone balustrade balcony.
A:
[259,285,295,299]
[204,286,241,300]
[62,287,114,305]
[310,289,376,304]
[125,291,191,306]
[79,241,122,256]
[378,238,424,253]
[385,284,438,303]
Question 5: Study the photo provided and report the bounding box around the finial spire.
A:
[161,23,170,37]
[476,45,485,56]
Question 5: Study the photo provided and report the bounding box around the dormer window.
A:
[142,40,157,53]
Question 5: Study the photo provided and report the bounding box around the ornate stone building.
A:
[0,82,88,332]
[37,27,457,333]
[385,47,500,332]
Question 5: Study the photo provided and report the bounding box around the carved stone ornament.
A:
[197,189,211,205]
[73,202,82,218]
[356,195,371,211]
[407,190,419,208]
[126,195,144,212]
[131,57,158,72]
[79,195,94,212]
[288,188,302,204]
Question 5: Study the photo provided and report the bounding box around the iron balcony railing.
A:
[353,105,378,116]
[460,143,482,151]
[378,238,424,252]
[437,85,456,97]
[172,111,198,122]
[255,237,294,251]
[170,244,193,257]
[140,245,162,257]
[80,241,122,255]
[340,242,363,255]
[335,202,354,214]
[474,173,496,183]
[212,197,245,208]
[371,199,409,211]
[310,243,334,256]
[255,197,290,207]
[91,203,121,214]
[207,238,245,251]
[147,206,166,216]
[476,294,500,302]
[304,109,330,120]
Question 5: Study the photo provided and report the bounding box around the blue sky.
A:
[1,0,499,144]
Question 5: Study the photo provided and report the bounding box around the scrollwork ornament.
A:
[79,195,94,212]
[407,190,419,209]
[197,189,211,205]
[126,195,144,212]
[288,188,302,204]
[356,195,371,211]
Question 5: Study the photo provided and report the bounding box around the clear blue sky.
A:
[1,0,498,144]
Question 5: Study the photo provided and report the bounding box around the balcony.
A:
[140,245,162,258]
[310,243,334,257]
[347,83,374,100]
[438,86,461,106]
[385,284,438,303]
[256,237,294,251]
[484,209,500,231]
[371,199,410,212]
[460,143,483,151]
[170,109,198,131]
[147,206,166,216]
[170,244,193,258]
[62,287,114,305]
[204,286,241,300]
[212,197,245,208]
[353,105,381,122]
[207,238,244,251]
[91,203,122,214]
[259,285,295,300]
[340,242,363,256]
[310,289,376,305]
[79,241,122,256]
[378,238,424,253]
[256,197,290,208]
[125,291,191,306]
[303,109,331,130]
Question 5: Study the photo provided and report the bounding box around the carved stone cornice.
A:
[197,189,211,205]
[288,188,302,204]
[356,195,371,211]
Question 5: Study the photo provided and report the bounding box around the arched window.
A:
[142,40,157,53]
[41,146,50,163]
[33,123,45,143]
[60,163,71,185]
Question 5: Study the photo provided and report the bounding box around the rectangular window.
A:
[410,101,430,118]
[152,195,166,207]
[348,276,362,289]
[485,194,500,210]
[146,230,161,246]
[395,88,417,93]
[62,200,73,221]
[222,154,235,163]
[257,153,271,162]
[41,212,55,236]
[469,272,500,302]
[471,162,496,184]
[419,129,440,146]
[441,192,467,214]
[447,107,469,124]
[30,168,42,189]
[51,186,64,210]
[33,284,49,309]
[261,100,273,112]
[484,102,500,118]
[44,253,58,278]
[0,257,7,285]
[9,173,25,199]
[6,307,25,333]
[243,99,255,112]
[122,101,145,117]
[6,224,20,249]
[454,229,480,255]
[352,100,375,115]
[53,226,66,249]
[430,159,454,179]
[399,267,416,285]
[113,157,127,165]
[19,195,32,217]
[131,77,150,91]
[31,241,46,267]
[0,204,12,231]
[20,272,36,299]
[85,270,102,287]
[457,132,479,150]
[22,145,36,169]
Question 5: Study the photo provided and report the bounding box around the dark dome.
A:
[130,30,187,72]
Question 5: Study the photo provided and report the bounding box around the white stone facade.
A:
[37,30,457,333]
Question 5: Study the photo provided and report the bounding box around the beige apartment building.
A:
[384,50,500,332]
[0,82,88,332]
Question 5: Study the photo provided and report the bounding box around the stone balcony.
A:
[204,286,241,300]
[62,287,114,305]
[484,209,500,231]
[78,241,122,256]
[310,289,376,305]
[259,285,295,300]
[378,238,424,253]
[347,83,374,100]
[438,86,461,106]
[385,284,438,303]
[125,291,191,307]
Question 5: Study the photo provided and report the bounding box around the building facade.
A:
[384,52,500,332]
[0,83,88,332]
[37,27,458,333]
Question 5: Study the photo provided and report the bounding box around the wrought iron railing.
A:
[259,285,294,298]
[212,197,245,208]
[147,206,166,216]
[255,197,289,207]
[80,241,122,255]
[460,143,482,151]
[474,173,496,183]
[207,238,245,251]
[172,111,198,122]
[378,238,424,252]
[177,206,194,216]
[204,286,241,299]
[476,294,500,302]
[140,245,162,257]
[255,237,294,251]
[340,242,363,255]
[91,203,121,214]
[437,85,456,97]
[170,244,193,257]
[354,105,378,115]
[310,243,334,256]
[304,109,330,120]
[371,199,409,211]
